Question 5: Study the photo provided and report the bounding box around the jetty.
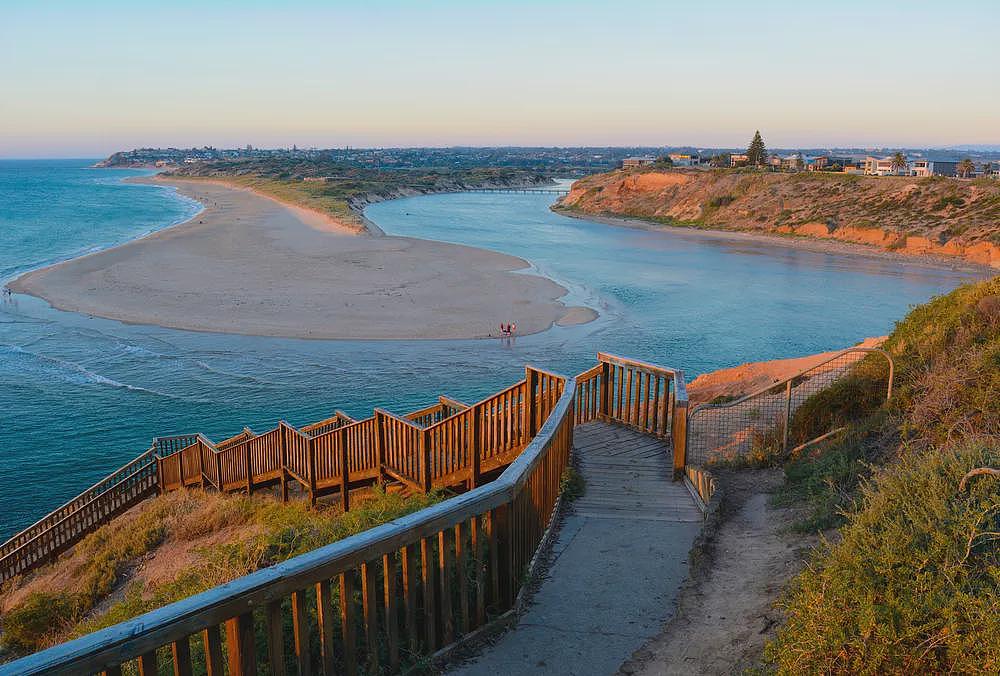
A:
[1,347,891,675]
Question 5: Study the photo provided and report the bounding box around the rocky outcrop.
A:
[558,169,1000,268]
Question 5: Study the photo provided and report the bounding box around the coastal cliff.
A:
[556,169,1000,268]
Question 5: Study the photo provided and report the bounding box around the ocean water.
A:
[0,161,979,539]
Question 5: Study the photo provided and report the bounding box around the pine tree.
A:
[746,131,767,167]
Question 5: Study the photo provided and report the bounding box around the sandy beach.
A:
[11,177,597,340]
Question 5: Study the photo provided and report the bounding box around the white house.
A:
[622,157,655,169]
[668,153,699,166]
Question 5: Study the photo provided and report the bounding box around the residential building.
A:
[864,156,909,176]
[622,156,655,169]
[668,153,699,166]
[730,153,749,167]
[809,156,853,172]
[781,153,806,171]
[911,160,960,177]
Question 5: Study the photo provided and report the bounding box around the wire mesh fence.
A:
[687,348,893,466]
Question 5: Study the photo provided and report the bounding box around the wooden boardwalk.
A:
[451,422,702,675]
[7,354,712,675]
[573,422,703,523]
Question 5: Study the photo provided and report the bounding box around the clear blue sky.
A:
[2,0,997,157]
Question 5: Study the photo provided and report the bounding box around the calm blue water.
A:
[0,161,978,539]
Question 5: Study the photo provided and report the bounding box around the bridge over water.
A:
[466,187,569,195]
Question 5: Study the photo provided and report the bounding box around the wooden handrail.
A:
[1,353,690,589]
[4,376,577,676]
[598,351,680,377]
[0,448,156,561]
[0,452,158,581]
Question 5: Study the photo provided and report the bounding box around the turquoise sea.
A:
[0,160,979,539]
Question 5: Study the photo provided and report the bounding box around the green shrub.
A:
[767,441,1000,674]
[559,467,586,501]
[931,195,966,211]
[1,592,76,653]
[776,411,893,531]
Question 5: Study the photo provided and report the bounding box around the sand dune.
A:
[12,177,597,340]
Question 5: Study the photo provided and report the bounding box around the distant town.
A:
[622,152,1000,179]
[98,143,1000,179]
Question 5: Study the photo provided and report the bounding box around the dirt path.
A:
[617,469,819,675]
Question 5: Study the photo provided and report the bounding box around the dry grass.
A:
[0,488,442,655]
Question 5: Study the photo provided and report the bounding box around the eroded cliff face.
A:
[557,169,1000,268]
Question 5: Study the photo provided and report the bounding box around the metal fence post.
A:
[782,380,792,455]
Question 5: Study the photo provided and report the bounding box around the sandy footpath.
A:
[11,177,597,340]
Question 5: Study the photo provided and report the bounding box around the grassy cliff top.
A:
[767,276,1000,673]
[559,168,1000,267]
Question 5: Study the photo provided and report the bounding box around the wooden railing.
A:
[301,411,355,438]
[0,348,896,674]
[404,395,470,428]
[575,352,688,477]
[0,356,684,589]
[3,373,577,676]
[0,450,159,581]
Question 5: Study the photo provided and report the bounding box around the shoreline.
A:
[554,208,997,277]
[11,176,597,341]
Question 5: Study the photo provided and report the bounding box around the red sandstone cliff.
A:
[557,169,1000,268]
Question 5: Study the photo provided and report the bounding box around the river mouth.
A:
[0,162,980,539]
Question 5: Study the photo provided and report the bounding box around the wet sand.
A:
[11,178,597,340]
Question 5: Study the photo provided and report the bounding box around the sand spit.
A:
[11,177,595,340]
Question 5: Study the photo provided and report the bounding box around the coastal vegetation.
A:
[0,488,442,656]
[164,160,551,228]
[764,277,1000,672]
[556,168,1000,267]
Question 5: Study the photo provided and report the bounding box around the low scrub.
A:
[768,441,1000,673]
[768,276,1000,671]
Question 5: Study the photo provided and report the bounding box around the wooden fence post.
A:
[155,457,164,495]
[468,405,482,490]
[374,411,386,487]
[197,439,206,488]
[244,437,253,495]
[279,423,289,503]
[599,359,611,421]
[525,367,539,439]
[422,428,433,492]
[340,427,351,513]
[308,436,318,507]
[672,392,688,480]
